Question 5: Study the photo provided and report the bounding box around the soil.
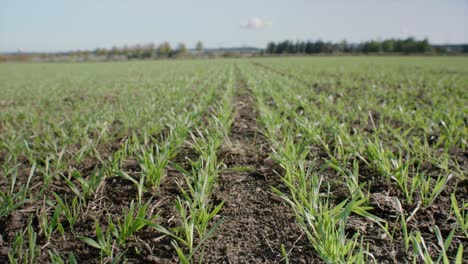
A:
[199,67,313,263]
[0,62,467,264]
[249,62,468,263]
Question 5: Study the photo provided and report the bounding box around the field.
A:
[0,57,467,263]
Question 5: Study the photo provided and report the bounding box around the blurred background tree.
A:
[176,43,188,57]
[196,41,204,54]
[158,42,172,57]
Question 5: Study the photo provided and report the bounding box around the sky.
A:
[1,0,467,52]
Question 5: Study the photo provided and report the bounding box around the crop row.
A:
[242,58,466,263]
[0,61,236,263]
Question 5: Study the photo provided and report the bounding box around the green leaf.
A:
[68,252,78,264]
[281,244,289,264]
[190,217,224,259]
[79,237,101,249]
[208,201,224,219]
[142,219,188,246]
[118,171,139,186]
[174,244,189,264]
[170,162,191,176]
[455,244,463,264]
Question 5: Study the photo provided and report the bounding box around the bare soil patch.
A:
[201,67,313,263]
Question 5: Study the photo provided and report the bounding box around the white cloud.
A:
[240,17,271,30]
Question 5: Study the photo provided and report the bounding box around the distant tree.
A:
[71,50,81,57]
[304,41,313,54]
[142,43,155,58]
[94,48,108,57]
[417,38,431,53]
[338,40,349,53]
[110,46,122,56]
[315,40,325,53]
[82,50,91,60]
[400,37,417,54]
[287,41,296,53]
[122,45,129,57]
[264,37,436,56]
[462,44,468,53]
[278,40,292,54]
[157,42,172,57]
[362,40,380,53]
[275,41,285,53]
[297,41,305,53]
[382,39,395,53]
[134,44,144,58]
[176,43,188,56]
[266,42,276,54]
[195,41,204,54]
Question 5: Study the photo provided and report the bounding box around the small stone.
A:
[146,255,163,263]
[0,247,11,256]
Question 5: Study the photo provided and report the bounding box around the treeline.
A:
[1,41,204,62]
[3,37,467,62]
[79,41,204,59]
[0,40,253,62]
[265,38,463,54]
[16,41,205,62]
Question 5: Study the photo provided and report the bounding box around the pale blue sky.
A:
[1,0,467,52]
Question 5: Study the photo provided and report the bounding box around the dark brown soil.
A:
[200,67,313,263]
